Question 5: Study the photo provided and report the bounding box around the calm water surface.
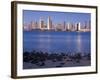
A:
[23,31,91,54]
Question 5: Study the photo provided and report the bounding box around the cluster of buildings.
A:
[24,16,91,32]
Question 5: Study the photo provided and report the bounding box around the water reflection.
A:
[38,34,51,52]
[65,35,72,53]
[24,31,90,54]
[77,33,82,53]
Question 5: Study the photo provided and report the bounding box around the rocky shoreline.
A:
[23,50,91,69]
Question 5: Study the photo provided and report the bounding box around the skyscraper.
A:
[76,22,81,31]
[67,23,71,31]
[30,21,39,30]
[30,21,35,30]
[63,21,66,31]
[78,22,81,31]
[35,21,39,29]
[47,16,52,30]
[40,17,44,29]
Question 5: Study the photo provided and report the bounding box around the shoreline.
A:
[23,29,91,32]
[23,50,91,69]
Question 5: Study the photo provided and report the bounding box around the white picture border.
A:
[17,3,96,76]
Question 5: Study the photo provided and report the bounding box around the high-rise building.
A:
[76,22,81,31]
[30,21,35,30]
[84,21,87,29]
[28,23,32,31]
[30,21,39,30]
[66,23,71,31]
[35,21,39,29]
[78,22,81,31]
[56,23,63,31]
[71,23,74,31]
[47,16,52,30]
[40,17,44,29]
[63,21,66,31]
[72,23,76,31]
[75,23,77,31]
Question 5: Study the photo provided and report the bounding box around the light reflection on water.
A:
[23,31,90,54]
[77,34,82,53]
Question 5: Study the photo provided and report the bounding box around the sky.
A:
[23,10,91,27]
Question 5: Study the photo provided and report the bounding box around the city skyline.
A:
[23,10,91,27]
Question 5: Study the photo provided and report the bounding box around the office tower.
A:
[30,21,33,29]
[71,23,74,31]
[67,23,70,31]
[40,17,44,29]
[86,20,91,31]
[76,22,81,31]
[28,23,32,31]
[47,16,52,30]
[30,21,35,30]
[76,23,79,31]
[44,23,47,28]
[73,23,76,31]
[75,23,78,31]
[56,23,62,31]
[52,24,55,30]
[63,21,66,31]
[30,21,38,30]
[35,21,39,29]
[78,22,81,31]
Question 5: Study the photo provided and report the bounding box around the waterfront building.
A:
[23,23,32,31]
[30,21,35,30]
[71,23,74,31]
[78,22,81,31]
[84,21,87,29]
[24,16,90,32]
[47,16,52,30]
[76,22,81,31]
[40,17,45,29]
[35,22,39,29]
[30,21,39,30]
[56,23,63,31]
[88,20,91,30]
[63,21,66,31]
[66,23,71,31]
[83,21,91,32]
